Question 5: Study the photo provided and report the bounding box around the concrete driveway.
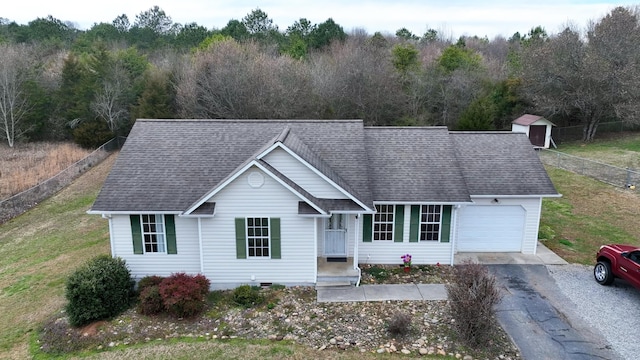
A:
[489,264,622,360]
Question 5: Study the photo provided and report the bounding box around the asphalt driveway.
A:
[489,264,622,360]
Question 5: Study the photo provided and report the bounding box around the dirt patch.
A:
[80,321,109,337]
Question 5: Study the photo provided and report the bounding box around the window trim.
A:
[246,217,271,258]
[140,214,167,254]
[373,204,395,241]
[419,205,442,242]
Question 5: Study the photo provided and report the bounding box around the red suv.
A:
[594,244,640,289]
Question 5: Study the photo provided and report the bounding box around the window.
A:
[130,214,176,255]
[247,217,270,257]
[420,205,441,241]
[235,218,280,259]
[373,205,394,241]
[141,214,166,252]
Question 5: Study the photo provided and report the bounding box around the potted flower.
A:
[401,253,412,273]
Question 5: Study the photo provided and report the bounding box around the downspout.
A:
[449,205,458,266]
[314,217,318,283]
[103,214,115,257]
[198,218,204,273]
[355,214,362,287]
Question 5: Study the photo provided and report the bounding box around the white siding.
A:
[201,166,316,289]
[358,204,454,265]
[110,214,201,280]
[511,123,529,135]
[262,147,346,199]
[454,197,542,254]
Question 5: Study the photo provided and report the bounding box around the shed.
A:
[511,114,555,148]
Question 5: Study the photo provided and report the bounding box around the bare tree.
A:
[91,63,130,132]
[519,7,640,141]
[0,44,36,147]
[175,39,312,119]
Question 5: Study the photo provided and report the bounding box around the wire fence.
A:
[0,137,126,224]
[538,148,640,191]
[551,121,640,144]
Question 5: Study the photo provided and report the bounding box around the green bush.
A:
[232,284,264,308]
[65,255,135,327]
[137,285,164,315]
[137,275,164,294]
[71,120,114,149]
[158,273,210,318]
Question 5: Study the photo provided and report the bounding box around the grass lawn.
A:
[1,133,640,358]
[539,133,640,264]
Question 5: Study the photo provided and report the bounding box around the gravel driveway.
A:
[547,264,640,360]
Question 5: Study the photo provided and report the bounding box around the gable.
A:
[261,147,347,199]
[91,119,373,213]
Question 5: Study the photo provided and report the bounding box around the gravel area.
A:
[39,265,520,359]
[547,264,640,360]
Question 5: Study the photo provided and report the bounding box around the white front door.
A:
[324,214,347,256]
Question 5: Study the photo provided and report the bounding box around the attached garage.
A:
[457,205,525,252]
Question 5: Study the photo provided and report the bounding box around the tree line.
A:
[1,5,639,148]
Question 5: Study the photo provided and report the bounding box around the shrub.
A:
[366,266,389,281]
[137,285,164,315]
[232,284,264,308]
[65,255,135,327]
[387,311,412,336]
[137,275,164,294]
[445,260,502,347]
[158,273,210,318]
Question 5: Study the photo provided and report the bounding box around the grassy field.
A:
[0,142,91,199]
[539,134,640,264]
[1,135,640,358]
[555,131,640,168]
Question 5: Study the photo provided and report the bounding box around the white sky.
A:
[2,0,637,39]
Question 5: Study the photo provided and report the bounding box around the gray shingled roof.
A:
[450,132,558,196]
[363,127,471,202]
[91,120,558,213]
[91,119,373,212]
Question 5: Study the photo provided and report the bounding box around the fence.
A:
[0,137,126,224]
[538,149,640,191]
[551,121,640,144]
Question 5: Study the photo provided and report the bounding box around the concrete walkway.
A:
[316,242,566,303]
[317,284,447,303]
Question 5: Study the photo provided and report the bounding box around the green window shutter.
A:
[235,218,246,259]
[362,214,372,242]
[165,215,177,254]
[130,215,143,254]
[409,205,420,242]
[270,218,281,259]
[393,205,404,242]
[441,205,452,243]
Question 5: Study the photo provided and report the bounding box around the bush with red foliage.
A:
[158,273,210,318]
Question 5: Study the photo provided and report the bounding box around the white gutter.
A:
[472,194,562,199]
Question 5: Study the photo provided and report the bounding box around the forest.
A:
[1,5,640,148]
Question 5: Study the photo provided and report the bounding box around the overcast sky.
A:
[3,0,637,39]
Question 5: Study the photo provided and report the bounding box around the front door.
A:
[324,214,347,256]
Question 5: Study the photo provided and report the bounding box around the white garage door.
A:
[457,205,525,252]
